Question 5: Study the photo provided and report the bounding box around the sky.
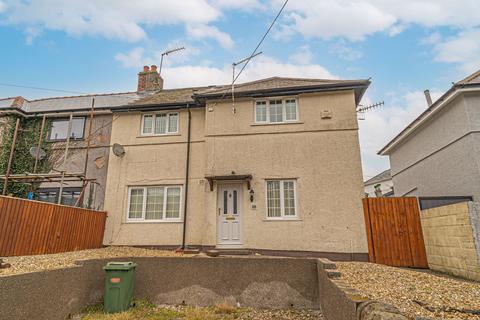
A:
[0,0,479,180]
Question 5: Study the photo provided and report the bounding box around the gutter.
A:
[180,103,192,250]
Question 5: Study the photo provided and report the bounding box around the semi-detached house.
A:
[103,66,370,259]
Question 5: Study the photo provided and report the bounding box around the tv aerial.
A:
[231,52,263,113]
[159,47,185,76]
[357,101,384,120]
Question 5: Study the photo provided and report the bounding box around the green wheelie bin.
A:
[103,262,137,313]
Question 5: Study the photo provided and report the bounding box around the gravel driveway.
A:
[337,262,480,319]
[0,246,183,276]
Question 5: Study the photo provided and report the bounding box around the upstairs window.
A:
[142,112,179,135]
[48,117,85,141]
[255,99,298,124]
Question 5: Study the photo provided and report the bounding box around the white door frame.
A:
[216,182,244,248]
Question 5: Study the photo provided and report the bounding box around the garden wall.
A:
[0,256,319,320]
[420,201,480,281]
[1,256,407,320]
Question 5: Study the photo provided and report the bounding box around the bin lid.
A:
[103,261,137,271]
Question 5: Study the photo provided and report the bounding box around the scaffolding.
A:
[0,99,99,207]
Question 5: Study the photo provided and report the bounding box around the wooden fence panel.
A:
[0,196,107,257]
[363,197,428,268]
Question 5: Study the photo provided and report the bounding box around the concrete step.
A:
[215,249,253,256]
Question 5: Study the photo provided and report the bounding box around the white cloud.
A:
[115,48,147,68]
[153,55,336,88]
[1,0,222,43]
[358,90,442,179]
[0,1,6,13]
[329,41,362,61]
[186,24,234,49]
[289,46,313,64]
[276,0,397,41]
[276,0,480,41]
[115,45,200,69]
[432,28,480,74]
[209,0,264,10]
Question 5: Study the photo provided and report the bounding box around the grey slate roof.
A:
[364,169,391,186]
[0,92,145,114]
[195,77,369,96]
[130,87,207,106]
[0,76,370,114]
[130,76,371,108]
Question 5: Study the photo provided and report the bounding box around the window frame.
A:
[47,117,86,142]
[264,179,298,220]
[36,187,82,206]
[141,112,179,136]
[126,185,183,223]
[254,98,299,124]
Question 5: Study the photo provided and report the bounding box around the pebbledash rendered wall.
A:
[420,201,480,281]
[103,90,368,257]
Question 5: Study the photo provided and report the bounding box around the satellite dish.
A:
[112,143,125,157]
[29,147,46,160]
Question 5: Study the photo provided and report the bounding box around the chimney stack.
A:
[424,89,433,107]
[137,65,163,92]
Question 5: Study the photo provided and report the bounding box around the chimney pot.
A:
[424,89,433,107]
[137,65,163,93]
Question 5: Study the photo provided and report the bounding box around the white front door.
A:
[217,184,243,247]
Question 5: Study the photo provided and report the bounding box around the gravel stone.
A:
[337,262,480,320]
[0,246,184,276]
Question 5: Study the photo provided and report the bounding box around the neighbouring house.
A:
[364,169,393,197]
[102,72,371,259]
[378,69,480,209]
[0,66,162,209]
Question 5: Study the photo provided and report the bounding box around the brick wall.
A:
[420,201,480,281]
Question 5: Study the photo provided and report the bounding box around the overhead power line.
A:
[233,0,289,84]
[0,82,87,95]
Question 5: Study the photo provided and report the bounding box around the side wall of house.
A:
[389,93,480,200]
[103,108,207,246]
[203,91,367,254]
[103,90,368,256]
[40,114,113,210]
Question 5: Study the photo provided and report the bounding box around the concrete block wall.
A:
[420,201,480,281]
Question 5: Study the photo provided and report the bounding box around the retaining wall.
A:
[1,256,407,320]
[0,256,318,320]
[420,201,480,281]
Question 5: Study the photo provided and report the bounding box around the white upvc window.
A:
[141,112,179,135]
[127,186,182,222]
[265,180,297,219]
[255,98,298,124]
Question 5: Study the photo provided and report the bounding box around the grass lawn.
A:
[78,300,323,320]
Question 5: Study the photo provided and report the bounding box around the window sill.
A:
[262,218,302,222]
[124,220,183,224]
[251,121,303,127]
[137,133,181,138]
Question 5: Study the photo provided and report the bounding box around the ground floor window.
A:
[266,180,297,219]
[36,187,82,206]
[127,185,182,222]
